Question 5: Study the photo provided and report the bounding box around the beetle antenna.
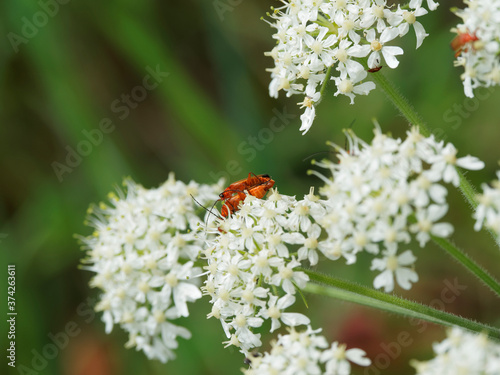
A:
[302,150,334,162]
[190,195,223,228]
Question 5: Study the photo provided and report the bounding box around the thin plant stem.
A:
[302,268,500,340]
[431,235,500,298]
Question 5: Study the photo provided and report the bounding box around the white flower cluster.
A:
[411,327,500,374]
[202,188,333,353]
[242,326,371,375]
[452,0,500,98]
[265,0,438,134]
[310,127,484,292]
[80,173,223,362]
[474,170,500,235]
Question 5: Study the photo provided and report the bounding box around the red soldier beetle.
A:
[451,31,479,57]
[220,176,275,217]
[219,173,273,200]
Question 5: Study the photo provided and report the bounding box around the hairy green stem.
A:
[369,70,427,133]
[431,235,500,297]
[302,268,500,340]
[458,169,480,209]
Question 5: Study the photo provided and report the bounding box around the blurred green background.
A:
[2,0,500,374]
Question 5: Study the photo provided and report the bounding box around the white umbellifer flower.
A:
[397,6,430,49]
[411,327,500,374]
[298,85,321,134]
[371,249,419,292]
[265,0,438,133]
[426,143,485,187]
[80,173,223,362]
[365,28,404,69]
[452,0,500,97]
[242,326,371,375]
[332,69,377,104]
[202,189,332,353]
[321,341,372,375]
[309,126,484,292]
[474,171,500,235]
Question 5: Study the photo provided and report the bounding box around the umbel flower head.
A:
[264,0,438,134]
[79,173,223,362]
[309,126,484,292]
[203,125,484,307]
[452,0,500,98]
[202,189,325,354]
[411,327,500,374]
[242,326,371,375]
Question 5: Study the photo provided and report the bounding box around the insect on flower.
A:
[367,58,382,73]
[367,65,383,73]
[219,173,275,217]
[219,173,272,200]
[191,173,275,227]
[451,30,479,57]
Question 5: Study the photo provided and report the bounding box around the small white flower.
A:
[259,294,311,333]
[332,69,376,104]
[371,248,419,292]
[398,7,429,48]
[228,309,264,349]
[243,327,371,375]
[295,223,322,265]
[427,143,485,187]
[298,85,321,134]
[365,28,404,69]
[270,257,308,295]
[360,0,392,32]
[410,204,453,246]
[299,105,316,135]
[303,26,338,67]
[334,39,367,76]
[320,341,372,374]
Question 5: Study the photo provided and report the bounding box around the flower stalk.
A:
[303,268,500,341]
[431,235,500,297]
